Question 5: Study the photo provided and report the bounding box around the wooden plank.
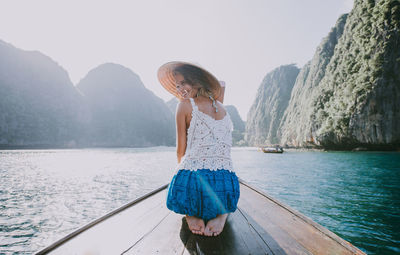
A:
[235,207,286,255]
[180,216,242,254]
[240,181,365,254]
[227,209,273,254]
[180,210,272,255]
[239,195,312,255]
[238,205,310,255]
[182,226,226,254]
[238,181,366,255]
[123,212,186,254]
[46,189,169,254]
[37,181,365,255]
[37,184,168,255]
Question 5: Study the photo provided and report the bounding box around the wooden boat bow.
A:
[36,180,365,254]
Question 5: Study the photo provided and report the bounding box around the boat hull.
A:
[261,147,284,153]
[36,181,365,255]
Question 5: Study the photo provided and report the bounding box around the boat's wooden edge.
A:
[35,184,169,255]
[36,180,365,255]
[238,179,366,255]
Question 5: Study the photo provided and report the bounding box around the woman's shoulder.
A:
[176,99,192,114]
[195,96,226,112]
[177,98,192,108]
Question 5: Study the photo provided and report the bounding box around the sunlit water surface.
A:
[0,147,399,254]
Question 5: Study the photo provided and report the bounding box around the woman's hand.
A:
[218,80,226,104]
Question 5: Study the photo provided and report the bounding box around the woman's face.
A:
[174,73,198,99]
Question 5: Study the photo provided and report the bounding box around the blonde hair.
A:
[197,87,214,99]
[197,87,218,112]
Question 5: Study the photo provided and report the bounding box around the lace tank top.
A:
[177,98,234,171]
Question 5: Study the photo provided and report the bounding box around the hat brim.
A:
[157,61,221,100]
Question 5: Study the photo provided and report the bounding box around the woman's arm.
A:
[218,81,226,104]
[175,101,188,164]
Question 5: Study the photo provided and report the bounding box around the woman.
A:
[158,62,240,237]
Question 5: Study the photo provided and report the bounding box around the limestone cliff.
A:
[245,65,299,146]
[250,0,400,150]
[279,14,348,147]
[0,40,175,148]
[77,63,175,147]
[166,98,178,114]
[0,40,85,147]
[225,105,246,146]
[310,0,400,149]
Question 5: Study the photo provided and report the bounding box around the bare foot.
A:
[204,214,228,236]
[185,215,205,235]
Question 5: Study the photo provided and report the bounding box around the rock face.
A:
[245,65,300,146]
[0,40,85,147]
[76,63,175,147]
[247,0,400,150]
[279,14,348,147]
[310,0,400,149]
[166,98,178,114]
[0,40,175,148]
[226,105,245,133]
[225,105,246,146]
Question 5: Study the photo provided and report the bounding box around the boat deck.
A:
[37,181,365,254]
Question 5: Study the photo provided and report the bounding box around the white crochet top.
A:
[177,98,234,171]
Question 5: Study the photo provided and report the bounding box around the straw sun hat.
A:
[157,61,221,100]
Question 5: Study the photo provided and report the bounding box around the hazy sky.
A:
[0,0,353,120]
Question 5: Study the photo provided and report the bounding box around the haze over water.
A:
[0,147,399,254]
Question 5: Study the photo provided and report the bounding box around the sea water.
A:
[0,147,399,254]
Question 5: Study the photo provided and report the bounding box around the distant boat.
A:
[261,147,284,153]
[36,180,365,254]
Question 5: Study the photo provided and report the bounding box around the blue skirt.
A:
[166,169,240,221]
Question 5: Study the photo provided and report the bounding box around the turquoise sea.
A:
[0,147,399,254]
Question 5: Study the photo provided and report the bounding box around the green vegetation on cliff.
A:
[248,0,399,150]
[280,14,348,147]
[312,0,400,148]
